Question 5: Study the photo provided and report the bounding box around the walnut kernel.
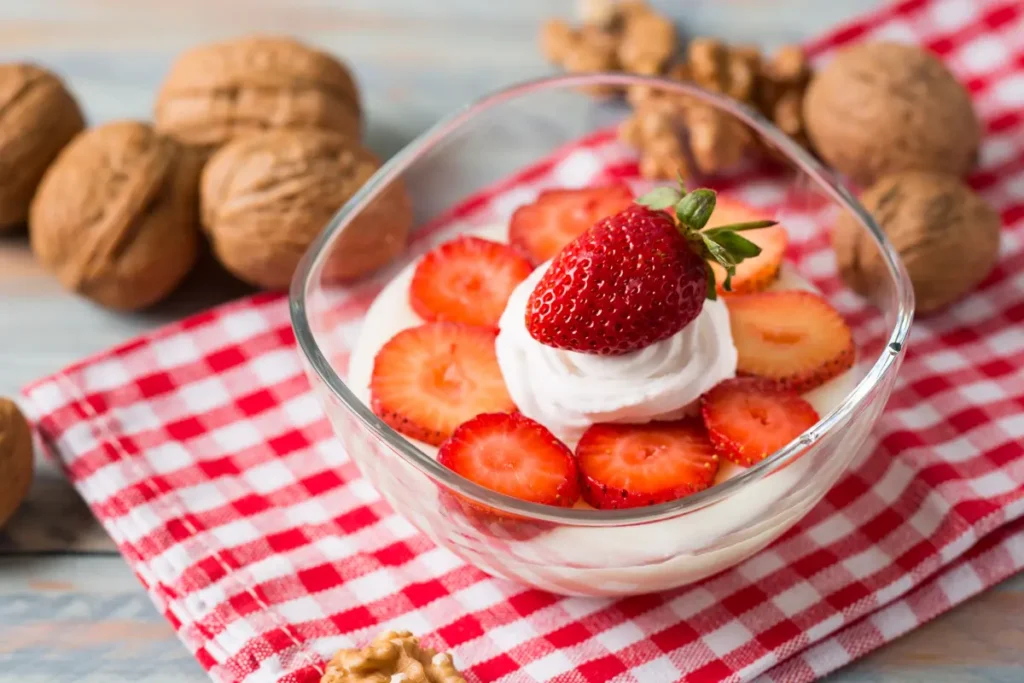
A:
[321,631,466,683]
[620,39,815,179]
[540,0,678,88]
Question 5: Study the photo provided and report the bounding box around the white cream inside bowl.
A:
[344,224,858,595]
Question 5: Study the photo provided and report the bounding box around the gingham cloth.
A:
[20,0,1024,681]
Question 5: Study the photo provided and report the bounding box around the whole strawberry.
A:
[525,181,775,355]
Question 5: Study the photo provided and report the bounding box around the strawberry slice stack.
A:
[368,178,856,512]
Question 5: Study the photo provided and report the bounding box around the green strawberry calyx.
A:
[636,179,777,300]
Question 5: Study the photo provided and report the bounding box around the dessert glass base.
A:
[290,74,913,597]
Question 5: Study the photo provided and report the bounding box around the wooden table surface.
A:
[0,1,1021,682]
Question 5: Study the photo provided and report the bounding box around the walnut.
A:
[0,63,85,231]
[756,44,814,155]
[540,0,678,88]
[617,9,677,75]
[321,631,466,683]
[832,171,1000,315]
[620,39,756,180]
[620,39,817,179]
[200,129,411,290]
[0,398,33,529]
[803,42,979,186]
[29,121,200,311]
[619,94,690,178]
[576,0,619,27]
[155,36,361,158]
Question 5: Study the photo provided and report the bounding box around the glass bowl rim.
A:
[289,72,915,527]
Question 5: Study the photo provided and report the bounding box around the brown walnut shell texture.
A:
[832,171,1000,315]
[0,63,85,230]
[30,120,200,311]
[803,42,980,186]
[155,36,361,157]
[0,398,34,529]
[201,129,412,290]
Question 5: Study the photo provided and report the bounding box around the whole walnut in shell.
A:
[804,42,979,185]
[0,63,85,231]
[833,171,1000,315]
[200,129,412,290]
[30,120,200,311]
[155,36,361,158]
[0,398,34,529]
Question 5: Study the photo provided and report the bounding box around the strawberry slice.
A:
[438,412,580,507]
[727,290,855,392]
[509,184,634,264]
[575,419,720,509]
[370,323,515,445]
[410,236,532,327]
[701,377,820,467]
[706,197,788,295]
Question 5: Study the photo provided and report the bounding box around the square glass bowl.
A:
[289,74,913,597]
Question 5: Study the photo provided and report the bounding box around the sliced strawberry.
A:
[509,184,634,264]
[410,236,532,327]
[701,377,820,467]
[575,419,720,509]
[706,197,788,294]
[727,290,855,392]
[370,323,515,445]
[438,412,580,507]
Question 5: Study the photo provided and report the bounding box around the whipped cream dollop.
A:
[496,263,738,445]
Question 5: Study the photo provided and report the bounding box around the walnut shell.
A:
[200,129,411,290]
[832,171,1000,315]
[29,120,200,311]
[0,398,33,529]
[804,42,979,185]
[0,63,85,231]
[155,36,361,157]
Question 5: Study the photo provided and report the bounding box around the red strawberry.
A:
[526,183,776,355]
[370,323,515,445]
[727,290,855,392]
[706,198,787,294]
[410,236,532,327]
[701,377,820,467]
[509,185,634,264]
[438,412,580,507]
[575,419,720,509]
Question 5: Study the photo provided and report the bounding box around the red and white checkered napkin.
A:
[20,1,1024,681]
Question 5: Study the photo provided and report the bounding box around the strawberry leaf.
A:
[676,170,688,190]
[636,187,683,210]
[676,189,717,230]
[703,219,778,235]
[700,233,738,294]
[708,231,762,263]
[705,267,718,301]
[700,232,736,269]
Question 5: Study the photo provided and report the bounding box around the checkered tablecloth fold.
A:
[21,1,1024,681]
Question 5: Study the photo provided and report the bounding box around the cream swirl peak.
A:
[496,263,738,446]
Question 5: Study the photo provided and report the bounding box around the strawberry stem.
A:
[635,178,777,300]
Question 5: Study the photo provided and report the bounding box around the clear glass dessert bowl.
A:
[290,73,914,597]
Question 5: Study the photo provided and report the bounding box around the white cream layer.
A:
[495,262,737,445]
